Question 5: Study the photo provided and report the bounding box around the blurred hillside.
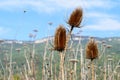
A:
[0,36,120,79]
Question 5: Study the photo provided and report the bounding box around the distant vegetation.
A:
[0,36,120,80]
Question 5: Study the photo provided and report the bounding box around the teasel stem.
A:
[80,49,84,80]
[24,65,29,80]
[42,41,48,80]
[59,52,65,80]
[70,26,74,33]
[60,31,71,80]
[103,47,106,80]
[99,44,106,59]
[70,71,73,80]
[8,42,13,80]
[91,60,95,80]
[85,38,98,80]
[49,51,53,79]
[59,7,83,79]
[23,46,31,76]
[61,25,75,80]
[31,41,36,80]
[64,64,68,80]
[104,66,106,80]
[53,60,57,80]
[4,51,8,80]
[73,39,81,80]
[79,36,84,80]
[107,58,112,80]
[60,27,73,80]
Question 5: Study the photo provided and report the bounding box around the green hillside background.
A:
[0,36,120,80]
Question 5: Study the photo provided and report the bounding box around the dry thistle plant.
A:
[86,38,99,80]
[106,45,112,48]
[68,7,83,32]
[53,25,67,80]
[86,38,98,61]
[54,25,66,52]
[69,59,79,63]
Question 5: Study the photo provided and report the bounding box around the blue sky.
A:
[0,0,120,40]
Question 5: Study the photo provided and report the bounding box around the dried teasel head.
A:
[69,59,79,63]
[54,25,66,52]
[68,7,83,32]
[106,45,112,48]
[101,40,106,44]
[16,48,21,53]
[86,39,98,61]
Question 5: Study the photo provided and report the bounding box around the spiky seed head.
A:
[70,70,74,74]
[87,66,91,69]
[68,7,83,30]
[102,40,106,44]
[103,44,107,47]
[89,36,94,40]
[54,25,66,52]
[86,39,98,61]
[106,45,112,48]
[16,48,21,53]
[108,58,113,61]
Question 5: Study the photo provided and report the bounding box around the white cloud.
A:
[0,0,120,31]
[0,0,55,13]
[0,0,118,13]
[85,12,115,18]
[84,18,120,31]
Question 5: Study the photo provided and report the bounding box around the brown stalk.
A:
[69,59,78,80]
[54,7,83,80]
[86,38,99,80]
[54,25,66,80]
[66,7,83,80]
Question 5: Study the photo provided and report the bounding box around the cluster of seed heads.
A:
[54,7,83,52]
